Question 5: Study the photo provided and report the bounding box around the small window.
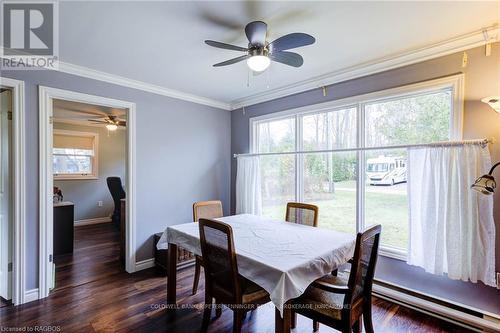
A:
[53,130,98,180]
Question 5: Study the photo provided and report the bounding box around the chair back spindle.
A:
[285,202,319,227]
[199,218,241,301]
[345,224,381,308]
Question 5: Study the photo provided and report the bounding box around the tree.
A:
[367,91,451,146]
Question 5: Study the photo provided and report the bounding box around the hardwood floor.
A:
[0,224,472,332]
[53,223,123,291]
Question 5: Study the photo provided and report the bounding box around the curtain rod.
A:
[233,138,494,158]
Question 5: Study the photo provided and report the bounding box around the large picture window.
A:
[250,75,463,259]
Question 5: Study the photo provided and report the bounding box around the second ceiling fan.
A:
[205,21,315,72]
[88,115,126,131]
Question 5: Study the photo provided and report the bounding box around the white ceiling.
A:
[58,1,500,107]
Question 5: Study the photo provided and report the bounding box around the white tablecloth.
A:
[157,214,356,315]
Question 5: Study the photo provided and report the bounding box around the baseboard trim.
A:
[74,217,112,227]
[135,258,155,271]
[373,283,499,332]
[23,288,39,303]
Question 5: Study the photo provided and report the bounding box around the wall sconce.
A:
[481,96,500,113]
[471,162,500,195]
[472,98,500,195]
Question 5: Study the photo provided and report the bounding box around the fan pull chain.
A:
[247,68,250,87]
[266,67,270,89]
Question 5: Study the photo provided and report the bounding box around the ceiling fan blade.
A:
[213,55,249,67]
[245,21,267,46]
[118,120,126,126]
[269,51,304,67]
[198,11,244,30]
[268,33,315,52]
[205,40,247,52]
[88,120,109,124]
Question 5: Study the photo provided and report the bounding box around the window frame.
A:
[249,74,464,261]
[53,129,99,180]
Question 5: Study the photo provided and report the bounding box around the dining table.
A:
[157,213,356,333]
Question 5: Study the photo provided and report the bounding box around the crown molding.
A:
[1,46,231,110]
[229,25,499,110]
[57,62,232,110]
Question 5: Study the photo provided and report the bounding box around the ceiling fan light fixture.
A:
[247,55,270,72]
[106,124,118,131]
[206,21,315,71]
[247,48,270,72]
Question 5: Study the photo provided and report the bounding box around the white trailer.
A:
[366,155,407,185]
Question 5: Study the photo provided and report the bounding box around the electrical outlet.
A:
[98,201,103,207]
[497,272,500,290]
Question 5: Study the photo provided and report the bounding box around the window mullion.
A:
[295,114,303,202]
[356,103,366,233]
[252,121,258,154]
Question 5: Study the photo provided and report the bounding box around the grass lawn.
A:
[263,186,408,249]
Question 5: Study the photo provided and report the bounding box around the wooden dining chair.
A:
[199,218,270,333]
[192,200,223,295]
[291,224,381,333]
[285,202,319,227]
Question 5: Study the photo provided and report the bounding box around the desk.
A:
[158,214,356,333]
[53,201,74,256]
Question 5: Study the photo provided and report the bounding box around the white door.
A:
[0,89,12,300]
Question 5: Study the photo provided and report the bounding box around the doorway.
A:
[38,87,136,299]
[0,87,13,306]
[52,99,127,291]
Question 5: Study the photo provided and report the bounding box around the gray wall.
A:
[53,122,126,221]
[231,43,500,314]
[2,69,231,290]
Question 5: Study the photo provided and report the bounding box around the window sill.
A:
[379,246,407,261]
[54,175,98,181]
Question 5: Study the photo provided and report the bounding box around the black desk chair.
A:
[107,177,125,228]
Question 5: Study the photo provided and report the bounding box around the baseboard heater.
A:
[373,280,499,332]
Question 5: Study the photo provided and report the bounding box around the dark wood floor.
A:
[53,223,123,291]
[0,223,472,332]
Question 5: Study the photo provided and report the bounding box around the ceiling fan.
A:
[205,21,315,72]
[88,115,126,131]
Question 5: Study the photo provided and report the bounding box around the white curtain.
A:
[236,156,262,215]
[407,143,496,287]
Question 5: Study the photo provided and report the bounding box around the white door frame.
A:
[38,86,137,299]
[0,77,26,305]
